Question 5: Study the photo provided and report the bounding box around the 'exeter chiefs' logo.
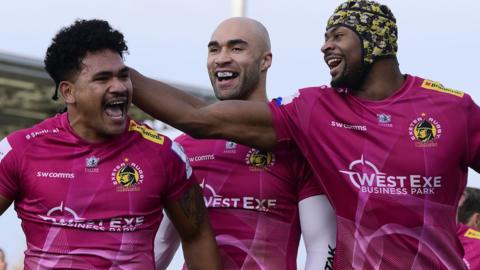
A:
[245,149,275,170]
[111,158,144,191]
[408,113,441,147]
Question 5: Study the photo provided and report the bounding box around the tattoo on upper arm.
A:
[179,185,206,227]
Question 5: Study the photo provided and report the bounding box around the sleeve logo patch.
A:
[464,228,480,240]
[421,80,464,98]
[129,121,164,145]
[0,138,12,163]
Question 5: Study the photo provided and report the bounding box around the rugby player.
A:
[149,17,336,270]
[0,19,221,270]
[131,0,480,268]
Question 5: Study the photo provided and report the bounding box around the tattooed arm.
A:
[164,183,221,270]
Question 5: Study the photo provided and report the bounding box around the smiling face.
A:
[60,49,132,142]
[207,18,271,101]
[321,26,366,89]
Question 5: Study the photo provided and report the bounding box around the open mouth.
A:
[327,57,342,69]
[104,99,128,119]
[216,71,239,82]
[325,56,343,76]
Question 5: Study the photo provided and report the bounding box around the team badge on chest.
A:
[111,158,144,192]
[408,113,442,147]
[245,149,275,171]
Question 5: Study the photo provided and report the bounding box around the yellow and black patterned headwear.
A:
[326,0,398,65]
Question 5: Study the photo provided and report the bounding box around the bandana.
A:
[326,0,398,64]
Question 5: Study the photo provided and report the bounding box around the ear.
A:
[260,52,272,72]
[472,212,480,228]
[58,81,75,104]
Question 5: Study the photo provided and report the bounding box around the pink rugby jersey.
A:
[176,134,324,270]
[269,75,480,269]
[0,113,194,270]
[457,223,480,270]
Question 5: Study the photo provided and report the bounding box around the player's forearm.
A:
[130,68,276,150]
[181,225,222,270]
[131,68,207,125]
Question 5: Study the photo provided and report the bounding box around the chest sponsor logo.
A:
[36,171,75,179]
[111,158,144,192]
[408,113,442,147]
[377,113,393,127]
[465,228,480,240]
[331,121,367,132]
[0,138,12,163]
[38,201,144,232]
[339,155,442,195]
[85,156,100,173]
[245,149,275,171]
[189,154,215,163]
[200,179,277,212]
[25,128,60,140]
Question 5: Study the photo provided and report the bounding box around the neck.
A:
[67,110,108,143]
[353,58,405,100]
[245,78,269,102]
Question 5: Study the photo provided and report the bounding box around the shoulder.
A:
[271,85,334,107]
[127,120,170,148]
[126,120,189,162]
[411,75,473,105]
[174,133,193,145]
[1,116,61,166]
[458,223,480,241]
[4,115,60,148]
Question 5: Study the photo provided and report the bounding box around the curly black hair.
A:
[458,187,480,223]
[44,19,128,100]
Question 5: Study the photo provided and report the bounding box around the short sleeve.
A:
[291,147,324,201]
[270,91,325,200]
[162,141,196,203]
[268,98,297,143]
[297,168,324,201]
[0,137,19,200]
[268,89,316,152]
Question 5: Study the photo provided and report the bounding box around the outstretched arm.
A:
[299,195,336,270]
[164,183,221,270]
[131,69,277,150]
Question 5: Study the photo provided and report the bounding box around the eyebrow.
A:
[324,26,340,39]
[207,39,248,48]
[119,67,130,74]
[92,66,130,78]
